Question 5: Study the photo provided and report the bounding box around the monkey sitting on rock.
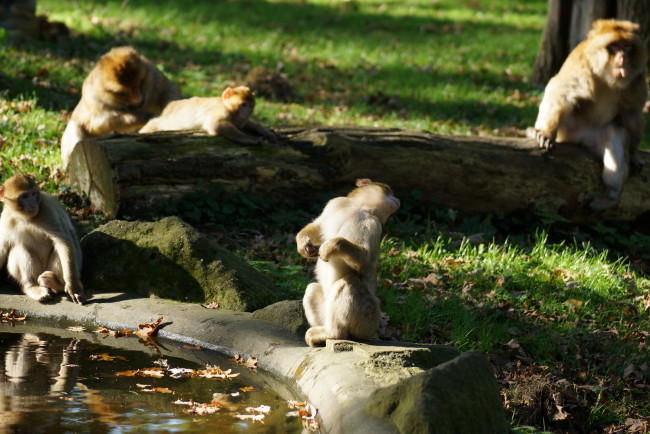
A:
[296,179,400,347]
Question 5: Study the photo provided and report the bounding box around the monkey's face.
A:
[233,98,255,124]
[9,189,40,218]
[605,41,640,87]
[101,53,147,109]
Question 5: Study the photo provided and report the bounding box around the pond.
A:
[0,319,306,433]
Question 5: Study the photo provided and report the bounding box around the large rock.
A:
[365,350,509,433]
[80,216,280,311]
[250,299,309,335]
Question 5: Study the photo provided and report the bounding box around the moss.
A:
[80,216,279,311]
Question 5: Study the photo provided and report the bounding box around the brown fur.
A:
[296,179,400,347]
[61,46,181,167]
[139,85,276,144]
[0,174,85,304]
[529,19,647,210]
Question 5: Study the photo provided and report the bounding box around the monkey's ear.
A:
[356,178,372,187]
[222,87,234,100]
[0,186,4,201]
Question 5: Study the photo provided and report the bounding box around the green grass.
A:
[2,0,650,431]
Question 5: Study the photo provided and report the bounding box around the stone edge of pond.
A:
[0,290,399,433]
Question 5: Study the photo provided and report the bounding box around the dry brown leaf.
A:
[201,301,220,309]
[90,353,127,362]
[240,386,254,392]
[136,317,163,338]
[141,387,173,394]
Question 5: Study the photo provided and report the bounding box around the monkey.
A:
[528,19,648,210]
[138,85,276,145]
[0,174,85,304]
[60,46,181,168]
[296,179,400,347]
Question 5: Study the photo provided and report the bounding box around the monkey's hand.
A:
[65,284,86,305]
[630,158,644,176]
[526,127,554,150]
[319,238,340,262]
[262,128,277,143]
[297,236,319,259]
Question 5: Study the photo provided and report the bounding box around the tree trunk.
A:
[531,0,573,86]
[68,126,650,223]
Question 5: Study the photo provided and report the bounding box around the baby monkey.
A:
[296,179,400,347]
[139,85,276,144]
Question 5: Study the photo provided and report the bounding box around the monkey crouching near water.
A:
[528,19,647,210]
[296,179,400,347]
[0,174,85,304]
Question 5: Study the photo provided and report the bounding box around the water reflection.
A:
[0,326,303,433]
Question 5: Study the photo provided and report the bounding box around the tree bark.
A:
[68,126,650,223]
[531,0,573,86]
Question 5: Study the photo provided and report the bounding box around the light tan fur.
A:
[0,174,85,304]
[529,19,647,210]
[139,85,276,144]
[296,179,400,347]
[61,46,181,168]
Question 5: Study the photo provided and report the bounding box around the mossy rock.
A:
[250,299,309,335]
[365,350,508,433]
[80,216,280,311]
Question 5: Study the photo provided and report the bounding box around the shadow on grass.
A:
[3,0,543,129]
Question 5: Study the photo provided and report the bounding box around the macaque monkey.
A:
[296,179,400,347]
[61,46,181,168]
[0,174,85,304]
[528,19,648,210]
[139,85,277,144]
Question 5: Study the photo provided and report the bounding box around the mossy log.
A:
[68,126,650,222]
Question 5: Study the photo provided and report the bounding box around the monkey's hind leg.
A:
[304,281,344,347]
[333,275,381,341]
[303,282,325,327]
[7,246,54,303]
[37,271,65,293]
[591,127,628,211]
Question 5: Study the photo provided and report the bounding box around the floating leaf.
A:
[67,326,85,332]
[246,405,271,414]
[90,353,127,362]
[234,414,265,422]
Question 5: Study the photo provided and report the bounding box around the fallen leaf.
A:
[201,301,220,309]
[141,387,173,394]
[136,317,163,338]
[234,414,265,422]
[67,326,85,332]
[182,344,203,350]
[240,386,254,392]
[246,405,271,413]
[90,353,127,362]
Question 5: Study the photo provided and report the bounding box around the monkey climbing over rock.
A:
[296,179,400,347]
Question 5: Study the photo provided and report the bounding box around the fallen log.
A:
[68,126,650,222]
